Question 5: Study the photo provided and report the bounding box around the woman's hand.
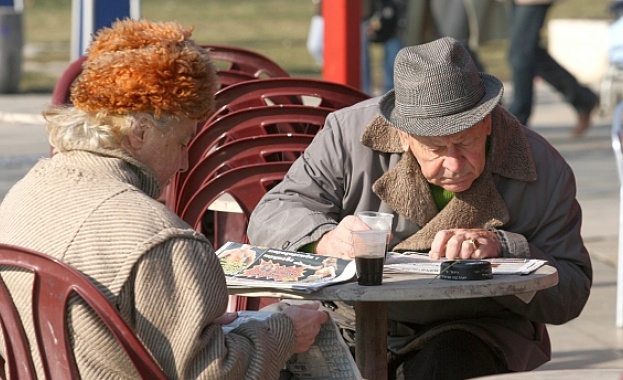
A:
[281,302,329,353]
[214,312,238,325]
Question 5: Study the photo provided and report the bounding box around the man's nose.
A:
[442,150,463,172]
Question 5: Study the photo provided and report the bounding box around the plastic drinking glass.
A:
[352,230,387,286]
[356,211,394,233]
[356,211,394,256]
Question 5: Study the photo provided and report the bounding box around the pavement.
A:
[1,80,622,373]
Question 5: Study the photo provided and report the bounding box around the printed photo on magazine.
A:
[215,242,357,293]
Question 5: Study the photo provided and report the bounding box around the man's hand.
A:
[314,215,370,259]
[429,228,501,260]
[281,302,330,353]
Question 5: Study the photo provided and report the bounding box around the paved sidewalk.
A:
[0,81,622,372]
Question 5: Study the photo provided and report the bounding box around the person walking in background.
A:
[308,0,503,97]
[428,0,486,71]
[507,0,599,136]
[306,0,407,95]
[402,0,509,74]
[608,1,623,65]
[362,0,407,95]
[306,0,324,66]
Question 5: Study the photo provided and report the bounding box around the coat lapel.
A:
[360,106,536,251]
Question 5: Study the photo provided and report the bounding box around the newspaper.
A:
[223,311,363,380]
[384,251,548,275]
[215,242,357,293]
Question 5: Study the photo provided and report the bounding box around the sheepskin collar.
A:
[360,106,536,252]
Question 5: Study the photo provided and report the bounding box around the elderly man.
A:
[248,37,592,379]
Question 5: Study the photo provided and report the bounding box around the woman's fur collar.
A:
[360,106,536,251]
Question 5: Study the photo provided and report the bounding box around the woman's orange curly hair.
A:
[71,18,217,121]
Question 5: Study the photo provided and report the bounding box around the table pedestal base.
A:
[355,301,388,379]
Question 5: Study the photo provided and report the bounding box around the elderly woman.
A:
[0,19,327,379]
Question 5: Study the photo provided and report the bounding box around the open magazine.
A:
[223,311,362,380]
[384,251,548,275]
[215,242,357,293]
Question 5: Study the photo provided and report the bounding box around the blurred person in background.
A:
[402,0,510,73]
[507,0,599,136]
[362,0,407,95]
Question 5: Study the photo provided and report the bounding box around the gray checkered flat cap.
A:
[379,37,504,136]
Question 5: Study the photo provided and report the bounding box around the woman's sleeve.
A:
[126,236,296,379]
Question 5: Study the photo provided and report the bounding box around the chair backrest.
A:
[190,104,331,166]
[167,103,330,210]
[179,162,292,238]
[163,105,329,211]
[51,55,87,106]
[175,134,313,213]
[0,244,168,379]
[201,44,290,79]
[215,69,258,90]
[206,77,370,124]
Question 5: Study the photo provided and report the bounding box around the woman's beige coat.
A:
[0,146,296,379]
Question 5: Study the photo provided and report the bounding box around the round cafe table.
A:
[229,265,559,380]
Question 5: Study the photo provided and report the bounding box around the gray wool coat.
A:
[0,146,296,379]
[247,97,592,371]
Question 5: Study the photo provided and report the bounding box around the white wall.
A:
[548,19,611,86]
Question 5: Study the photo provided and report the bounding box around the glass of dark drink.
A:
[355,211,394,257]
[352,230,387,286]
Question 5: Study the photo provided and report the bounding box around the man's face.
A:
[397,115,492,193]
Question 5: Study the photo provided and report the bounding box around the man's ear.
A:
[484,114,493,136]
[396,130,410,152]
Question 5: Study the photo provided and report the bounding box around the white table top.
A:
[207,193,243,213]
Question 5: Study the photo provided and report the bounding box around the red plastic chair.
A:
[216,69,258,89]
[180,162,292,243]
[206,77,370,124]
[190,105,331,165]
[201,44,290,79]
[166,105,329,211]
[175,134,313,214]
[51,55,87,106]
[0,243,167,379]
[179,162,293,312]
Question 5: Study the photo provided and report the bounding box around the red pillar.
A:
[321,0,361,89]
